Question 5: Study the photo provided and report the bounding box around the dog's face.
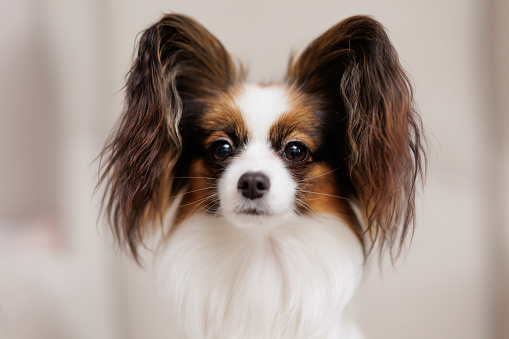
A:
[99,14,425,259]
[196,85,302,225]
[181,84,358,232]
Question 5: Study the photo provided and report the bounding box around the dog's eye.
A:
[211,140,232,160]
[284,142,308,162]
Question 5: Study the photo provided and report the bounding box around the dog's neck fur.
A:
[157,212,364,339]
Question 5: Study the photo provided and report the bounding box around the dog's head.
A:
[99,14,425,260]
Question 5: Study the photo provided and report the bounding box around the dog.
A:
[99,13,425,338]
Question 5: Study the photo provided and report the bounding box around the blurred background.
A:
[1,0,508,338]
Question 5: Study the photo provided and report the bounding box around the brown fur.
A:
[201,86,250,147]
[268,88,323,154]
[174,158,217,225]
[267,89,363,241]
[98,14,243,260]
[287,16,426,258]
[296,161,363,241]
[175,89,252,226]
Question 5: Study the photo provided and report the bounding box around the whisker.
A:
[170,186,214,199]
[302,196,326,201]
[174,176,218,181]
[297,166,342,183]
[295,198,320,217]
[199,197,221,216]
[297,189,351,201]
[181,194,219,223]
[201,199,221,215]
[293,200,305,217]
[295,196,352,219]
[177,193,218,208]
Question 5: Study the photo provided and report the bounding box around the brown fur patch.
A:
[268,88,323,153]
[286,16,426,258]
[173,158,218,225]
[267,89,363,243]
[173,87,250,227]
[297,162,363,244]
[201,86,250,147]
[98,14,243,260]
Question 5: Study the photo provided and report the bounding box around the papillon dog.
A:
[99,13,425,339]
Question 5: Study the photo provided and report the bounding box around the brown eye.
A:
[211,140,232,160]
[284,142,308,162]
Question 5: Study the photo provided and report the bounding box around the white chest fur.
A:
[157,213,364,339]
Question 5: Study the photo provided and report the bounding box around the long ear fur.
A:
[287,16,426,258]
[98,14,240,260]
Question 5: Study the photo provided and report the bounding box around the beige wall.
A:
[1,0,507,338]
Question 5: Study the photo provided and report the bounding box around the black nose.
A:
[237,172,270,200]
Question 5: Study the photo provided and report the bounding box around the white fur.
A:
[235,84,290,142]
[157,213,364,339]
[219,84,296,227]
[218,140,297,227]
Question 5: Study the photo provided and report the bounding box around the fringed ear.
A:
[98,14,240,260]
[287,16,426,258]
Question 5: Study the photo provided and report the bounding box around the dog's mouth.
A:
[234,207,271,216]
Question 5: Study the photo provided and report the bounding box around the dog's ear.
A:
[99,14,240,260]
[287,16,426,257]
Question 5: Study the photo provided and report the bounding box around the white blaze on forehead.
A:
[235,84,290,141]
[218,84,296,224]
